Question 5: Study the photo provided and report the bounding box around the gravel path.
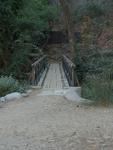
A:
[0,91,113,150]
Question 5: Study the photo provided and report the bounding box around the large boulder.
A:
[5,92,22,101]
[64,87,83,102]
[0,97,6,102]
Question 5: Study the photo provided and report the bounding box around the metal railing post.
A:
[29,55,48,86]
[71,67,75,86]
[62,55,78,86]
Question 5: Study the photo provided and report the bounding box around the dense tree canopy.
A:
[0,0,59,78]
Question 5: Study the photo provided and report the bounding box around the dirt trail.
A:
[0,91,113,150]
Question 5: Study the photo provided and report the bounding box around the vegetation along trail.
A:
[0,91,113,150]
[1,0,113,149]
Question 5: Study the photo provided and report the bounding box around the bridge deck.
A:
[43,63,69,89]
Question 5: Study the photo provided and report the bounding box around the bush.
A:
[75,48,113,105]
[0,76,28,97]
[74,50,113,83]
[86,2,104,18]
[0,0,59,79]
[82,75,113,105]
[75,2,104,21]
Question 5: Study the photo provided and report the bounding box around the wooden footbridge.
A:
[29,55,79,89]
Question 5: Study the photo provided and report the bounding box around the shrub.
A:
[0,76,28,97]
[82,74,113,105]
[86,2,104,18]
[75,50,113,83]
[74,2,105,22]
[75,47,113,105]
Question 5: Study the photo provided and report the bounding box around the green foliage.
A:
[74,1,105,21]
[0,0,23,69]
[75,47,113,83]
[82,75,113,105]
[17,0,59,31]
[73,1,113,104]
[0,0,59,79]
[74,44,88,82]
[86,2,104,18]
[79,53,113,104]
[0,76,28,97]
[11,0,23,14]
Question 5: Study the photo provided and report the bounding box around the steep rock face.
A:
[48,0,113,54]
[98,27,113,50]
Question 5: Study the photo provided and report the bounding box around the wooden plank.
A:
[43,63,68,89]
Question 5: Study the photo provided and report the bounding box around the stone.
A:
[5,92,22,101]
[21,93,29,97]
[0,97,6,102]
[26,89,32,95]
[64,87,83,102]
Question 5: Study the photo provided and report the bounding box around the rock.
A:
[75,87,81,96]
[64,87,83,102]
[0,97,6,102]
[26,89,32,95]
[5,92,22,101]
[21,93,29,97]
[96,126,100,129]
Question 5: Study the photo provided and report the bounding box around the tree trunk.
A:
[59,0,75,59]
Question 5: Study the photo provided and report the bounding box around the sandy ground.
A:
[0,90,113,150]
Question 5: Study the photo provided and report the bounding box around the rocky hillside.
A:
[48,0,113,56]
[71,0,113,56]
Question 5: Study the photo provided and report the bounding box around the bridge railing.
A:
[29,55,48,85]
[62,55,79,86]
